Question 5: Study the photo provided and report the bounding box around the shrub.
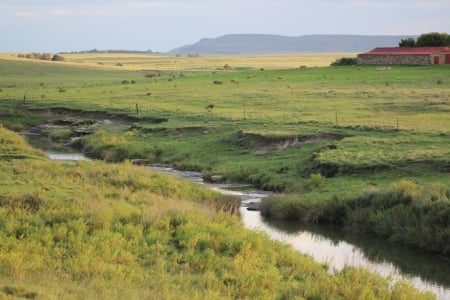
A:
[306,173,325,190]
[331,57,357,66]
[52,54,65,61]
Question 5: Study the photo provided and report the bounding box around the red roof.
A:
[363,47,450,55]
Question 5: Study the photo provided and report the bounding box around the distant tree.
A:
[416,32,450,47]
[41,53,52,60]
[399,38,416,47]
[52,54,65,61]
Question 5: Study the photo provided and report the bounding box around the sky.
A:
[1,0,449,53]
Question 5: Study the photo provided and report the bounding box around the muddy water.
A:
[26,134,450,300]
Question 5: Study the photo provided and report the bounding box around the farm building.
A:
[357,47,450,65]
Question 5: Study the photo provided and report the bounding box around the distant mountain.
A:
[168,34,416,54]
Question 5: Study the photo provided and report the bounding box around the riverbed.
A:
[31,140,450,300]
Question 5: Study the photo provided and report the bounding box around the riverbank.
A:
[0,126,435,299]
[21,131,450,299]
[12,103,450,258]
[260,182,450,257]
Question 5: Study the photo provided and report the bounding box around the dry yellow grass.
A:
[0,52,356,71]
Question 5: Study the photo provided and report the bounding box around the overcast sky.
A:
[1,0,449,53]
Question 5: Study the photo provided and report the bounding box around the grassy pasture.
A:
[1,56,449,133]
[0,54,449,254]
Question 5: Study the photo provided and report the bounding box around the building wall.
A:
[357,54,433,65]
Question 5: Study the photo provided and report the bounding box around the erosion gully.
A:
[24,133,450,300]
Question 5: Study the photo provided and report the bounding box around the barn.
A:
[357,47,450,65]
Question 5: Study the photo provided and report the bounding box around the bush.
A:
[52,54,65,61]
[331,57,357,66]
[306,173,325,190]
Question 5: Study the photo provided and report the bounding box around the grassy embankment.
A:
[0,54,449,255]
[0,126,435,299]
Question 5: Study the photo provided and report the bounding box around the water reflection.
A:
[240,206,449,300]
[24,133,89,161]
[46,152,88,161]
[266,219,450,286]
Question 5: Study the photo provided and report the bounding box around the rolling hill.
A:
[168,34,415,54]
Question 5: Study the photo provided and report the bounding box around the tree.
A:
[52,54,65,61]
[416,32,450,47]
[399,38,416,47]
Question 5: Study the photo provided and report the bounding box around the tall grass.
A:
[261,180,450,256]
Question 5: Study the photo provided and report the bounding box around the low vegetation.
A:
[17,53,65,62]
[330,57,357,66]
[0,126,434,299]
[261,180,450,255]
[0,54,449,297]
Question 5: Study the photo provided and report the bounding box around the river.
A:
[25,134,450,300]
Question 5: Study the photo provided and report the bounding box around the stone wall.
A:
[357,54,433,65]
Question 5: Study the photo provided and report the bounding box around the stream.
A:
[25,134,450,300]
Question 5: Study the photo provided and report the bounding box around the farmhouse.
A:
[357,47,450,65]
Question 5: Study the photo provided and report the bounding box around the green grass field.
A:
[0,54,449,259]
[1,55,449,187]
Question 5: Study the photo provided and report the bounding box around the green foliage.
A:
[0,126,45,160]
[346,181,450,254]
[262,180,450,256]
[315,134,450,175]
[306,173,325,190]
[416,32,450,47]
[399,37,416,47]
[400,32,450,47]
[330,57,357,66]
[46,128,74,140]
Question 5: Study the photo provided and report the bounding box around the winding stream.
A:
[130,166,450,300]
[26,135,450,300]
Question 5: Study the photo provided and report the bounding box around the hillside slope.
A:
[168,34,414,54]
